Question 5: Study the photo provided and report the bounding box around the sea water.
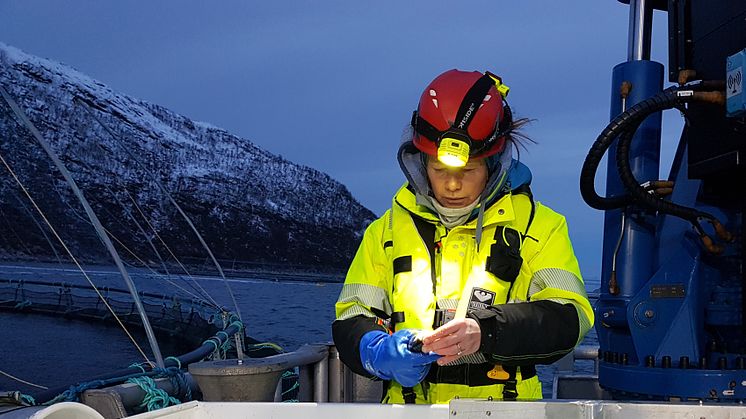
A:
[0,263,598,397]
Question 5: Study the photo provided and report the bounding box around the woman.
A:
[332,69,593,404]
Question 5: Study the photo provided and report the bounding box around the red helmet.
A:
[411,69,511,166]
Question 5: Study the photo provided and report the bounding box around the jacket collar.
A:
[393,183,516,228]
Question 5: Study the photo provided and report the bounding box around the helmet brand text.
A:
[458,103,476,129]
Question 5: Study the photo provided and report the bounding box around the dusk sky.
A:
[0,1,684,285]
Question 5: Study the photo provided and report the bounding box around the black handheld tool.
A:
[409,336,424,353]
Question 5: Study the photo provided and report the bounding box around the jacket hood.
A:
[393,181,524,229]
[396,140,532,221]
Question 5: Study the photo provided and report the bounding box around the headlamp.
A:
[411,71,512,168]
[437,133,472,167]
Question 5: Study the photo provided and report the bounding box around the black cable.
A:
[580,85,678,210]
[615,104,714,224]
[581,84,719,228]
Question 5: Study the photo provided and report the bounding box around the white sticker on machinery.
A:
[727,66,742,99]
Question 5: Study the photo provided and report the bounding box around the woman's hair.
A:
[503,115,536,161]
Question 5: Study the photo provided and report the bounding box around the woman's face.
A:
[426,156,488,208]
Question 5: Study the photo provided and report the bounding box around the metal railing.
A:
[77,342,604,415]
[188,343,601,403]
[556,345,600,374]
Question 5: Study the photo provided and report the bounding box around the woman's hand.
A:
[420,318,481,366]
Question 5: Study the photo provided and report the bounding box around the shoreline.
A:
[0,258,346,284]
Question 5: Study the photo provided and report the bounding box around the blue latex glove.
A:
[359,329,441,387]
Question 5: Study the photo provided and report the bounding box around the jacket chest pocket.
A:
[481,225,527,304]
[484,226,523,283]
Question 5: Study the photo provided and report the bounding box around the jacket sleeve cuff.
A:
[332,316,388,378]
[467,309,501,354]
[467,300,580,365]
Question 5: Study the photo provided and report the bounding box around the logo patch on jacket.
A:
[469,287,495,310]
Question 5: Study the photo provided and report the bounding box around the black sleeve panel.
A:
[467,300,580,365]
[332,315,388,378]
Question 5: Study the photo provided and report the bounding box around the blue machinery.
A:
[581,0,746,400]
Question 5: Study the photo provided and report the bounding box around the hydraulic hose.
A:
[580,85,679,210]
[580,82,729,251]
[614,106,711,224]
[581,84,723,221]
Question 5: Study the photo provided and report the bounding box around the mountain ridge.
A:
[0,42,375,276]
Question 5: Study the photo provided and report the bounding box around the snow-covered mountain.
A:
[0,43,375,275]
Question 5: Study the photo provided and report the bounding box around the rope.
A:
[0,368,48,390]
[125,376,181,412]
[248,342,285,353]
[166,371,192,401]
[164,356,182,370]
[281,377,300,396]
[13,300,31,309]
[75,96,243,321]
[209,311,241,329]
[279,369,300,403]
[0,85,164,367]
[0,141,153,366]
[219,335,234,355]
[9,190,64,264]
[123,192,222,308]
[40,366,187,407]
[20,394,36,406]
[202,339,219,354]
[128,363,148,374]
[0,391,35,407]
[44,380,108,405]
[100,225,215,305]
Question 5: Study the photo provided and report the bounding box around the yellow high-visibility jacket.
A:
[333,183,594,404]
